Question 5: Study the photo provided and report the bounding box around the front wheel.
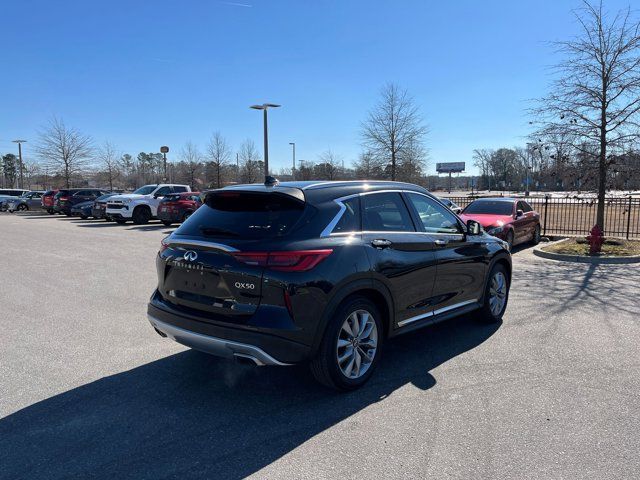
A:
[478,263,510,323]
[18,204,28,211]
[80,215,88,220]
[310,296,382,391]
[132,207,151,225]
[505,230,514,251]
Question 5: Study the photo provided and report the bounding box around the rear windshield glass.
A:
[463,201,513,215]
[175,191,305,239]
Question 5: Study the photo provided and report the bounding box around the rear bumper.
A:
[148,315,290,366]
[147,292,312,364]
[157,210,183,222]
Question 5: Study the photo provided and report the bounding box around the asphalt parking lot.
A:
[1,212,639,480]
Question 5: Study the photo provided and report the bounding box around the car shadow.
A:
[0,314,500,480]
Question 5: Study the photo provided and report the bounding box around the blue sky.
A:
[0,0,634,174]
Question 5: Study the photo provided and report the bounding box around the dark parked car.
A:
[157,192,202,226]
[70,201,95,219]
[148,180,512,390]
[41,190,59,214]
[54,188,109,216]
[91,193,119,220]
[460,197,541,249]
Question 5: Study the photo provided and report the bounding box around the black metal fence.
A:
[444,195,640,240]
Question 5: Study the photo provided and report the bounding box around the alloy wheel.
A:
[336,309,378,379]
[489,272,507,317]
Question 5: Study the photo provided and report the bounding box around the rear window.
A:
[55,190,70,198]
[175,191,306,239]
[463,200,513,215]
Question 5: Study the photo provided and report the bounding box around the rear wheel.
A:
[310,296,382,391]
[478,263,510,323]
[80,215,88,220]
[162,221,172,226]
[531,224,541,245]
[182,211,193,222]
[132,206,151,225]
[115,218,127,224]
[47,209,54,215]
[17,204,28,211]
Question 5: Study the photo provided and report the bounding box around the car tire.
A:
[162,221,172,226]
[80,215,88,220]
[18,204,28,211]
[47,209,54,215]
[505,230,514,251]
[477,263,510,324]
[115,218,127,224]
[182,211,193,222]
[310,296,382,391]
[132,206,151,225]
[531,224,541,245]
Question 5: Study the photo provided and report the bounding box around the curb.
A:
[533,238,640,264]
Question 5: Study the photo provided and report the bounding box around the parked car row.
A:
[1,184,203,227]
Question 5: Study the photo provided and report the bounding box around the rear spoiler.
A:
[202,186,306,204]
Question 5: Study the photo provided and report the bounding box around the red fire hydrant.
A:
[586,225,605,255]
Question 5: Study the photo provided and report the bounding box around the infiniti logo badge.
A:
[183,250,198,262]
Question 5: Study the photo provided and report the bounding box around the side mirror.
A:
[467,219,482,235]
[516,209,524,218]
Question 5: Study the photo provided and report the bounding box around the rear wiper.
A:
[199,227,240,237]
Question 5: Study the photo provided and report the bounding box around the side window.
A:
[333,197,361,233]
[74,190,88,197]
[520,201,533,213]
[155,186,172,196]
[362,192,415,232]
[172,186,188,193]
[407,193,462,234]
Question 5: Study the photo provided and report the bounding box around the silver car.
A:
[5,191,45,212]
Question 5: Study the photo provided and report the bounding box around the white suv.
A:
[106,184,191,224]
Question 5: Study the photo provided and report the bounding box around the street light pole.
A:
[12,140,27,189]
[160,146,169,183]
[250,103,281,179]
[289,142,296,180]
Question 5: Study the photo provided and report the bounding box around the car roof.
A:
[472,197,519,202]
[220,180,431,203]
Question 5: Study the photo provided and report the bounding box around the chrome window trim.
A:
[321,189,466,238]
[397,299,477,327]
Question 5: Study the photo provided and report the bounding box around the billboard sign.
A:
[436,162,465,173]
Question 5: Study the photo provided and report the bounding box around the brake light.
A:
[59,196,69,202]
[160,237,170,253]
[232,250,333,272]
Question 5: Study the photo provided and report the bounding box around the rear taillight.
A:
[160,237,169,253]
[232,250,333,272]
[60,196,69,202]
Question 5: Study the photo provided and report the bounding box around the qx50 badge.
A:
[183,250,198,262]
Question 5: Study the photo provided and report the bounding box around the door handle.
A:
[434,239,448,246]
[371,239,392,249]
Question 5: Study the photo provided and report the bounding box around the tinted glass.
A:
[362,192,415,232]
[333,197,361,233]
[519,201,533,212]
[155,186,172,196]
[162,194,182,202]
[176,191,306,239]
[407,193,461,234]
[463,200,513,215]
[132,185,156,195]
[173,186,188,193]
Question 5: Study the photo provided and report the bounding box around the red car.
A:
[460,197,541,249]
[41,190,58,214]
[157,192,202,226]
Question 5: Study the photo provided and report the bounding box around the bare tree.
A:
[97,141,121,191]
[34,117,93,188]
[180,141,203,190]
[206,132,231,188]
[238,139,263,183]
[354,150,386,179]
[473,149,494,190]
[533,1,640,230]
[361,83,428,181]
[315,150,343,180]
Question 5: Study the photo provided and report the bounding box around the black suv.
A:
[55,188,110,215]
[148,180,511,390]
